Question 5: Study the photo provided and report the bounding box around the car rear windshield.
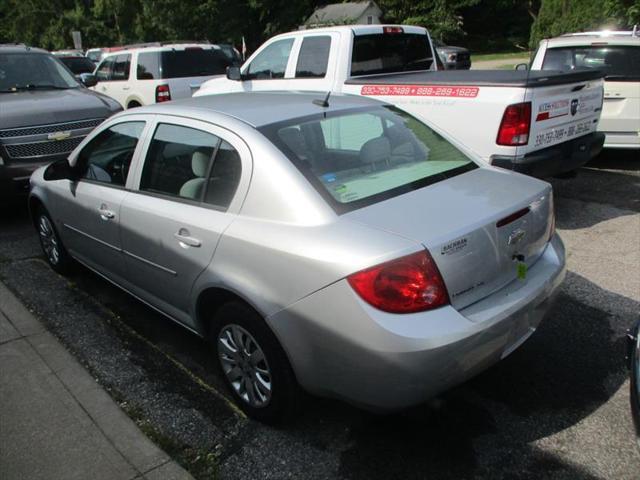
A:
[351,33,434,77]
[137,48,235,80]
[60,57,96,75]
[260,106,477,214]
[542,45,640,81]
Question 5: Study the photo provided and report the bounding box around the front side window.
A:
[351,33,434,76]
[77,122,145,187]
[260,107,476,213]
[96,57,114,81]
[140,124,242,208]
[112,54,131,81]
[245,38,294,80]
[542,46,640,81]
[295,36,331,78]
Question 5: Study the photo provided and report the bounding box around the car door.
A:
[108,53,132,108]
[94,55,116,100]
[285,33,339,92]
[120,116,251,325]
[53,119,149,283]
[240,37,297,92]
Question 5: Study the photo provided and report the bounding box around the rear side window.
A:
[137,52,160,80]
[542,46,640,81]
[351,33,434,76]
[246,38,294,80]
[260,106,476,213]
[112,54,131,81]
[295,36,331,78]
[140,124,241,209]
[77,122,145,187]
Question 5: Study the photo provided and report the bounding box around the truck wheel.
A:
[211,301,299,423]
[36,207,73,275]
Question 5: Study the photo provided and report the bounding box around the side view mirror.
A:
[78,73,98,88]
[43,159,78,181]
[515,63,529,71]
[226,66,244,81]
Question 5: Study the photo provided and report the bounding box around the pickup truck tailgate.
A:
[526,75,603,156]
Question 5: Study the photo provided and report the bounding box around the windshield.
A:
[0,53,79,92]
[351,33,434,76]
[542,45,640,81]
[260,106,477,213]
[86,50,102,63]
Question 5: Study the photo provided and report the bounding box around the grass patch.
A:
[473,51,531,62]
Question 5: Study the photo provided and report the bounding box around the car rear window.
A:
[542,45,640,81]
[137,48,233,80]
[260,106,477,213]
[351,33,434,77]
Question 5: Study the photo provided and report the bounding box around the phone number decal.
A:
[534,120,593,148]
[360,85,479,98]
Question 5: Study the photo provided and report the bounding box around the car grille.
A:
[4,136,85,159]
[458,53,470,62]
[0,118,104,138]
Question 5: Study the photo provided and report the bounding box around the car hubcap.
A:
[38,215,60,265]
[218,324,272,408]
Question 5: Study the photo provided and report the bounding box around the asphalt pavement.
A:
[0,150,638,479]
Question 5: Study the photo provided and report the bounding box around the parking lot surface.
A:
[0,151,638,479]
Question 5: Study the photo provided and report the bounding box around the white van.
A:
[531,30,640,150]
[92,42,240,109]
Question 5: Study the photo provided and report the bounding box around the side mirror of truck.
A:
[515,63,529,71]
[78,73,98,88]
[226,66,244,81]
[43,159,78,181]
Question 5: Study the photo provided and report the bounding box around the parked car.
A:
[432,39,471,70]
[0,44,121,200]
[91,42,240,109]
[195,25,605,178]
[628,320,640,444]
[29,91,566,422]
[530,30,640,150]
[57,55,97,75]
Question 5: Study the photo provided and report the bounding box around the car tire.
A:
[35,207,73,275]
[127,101,141,109]
[211,301,299,423]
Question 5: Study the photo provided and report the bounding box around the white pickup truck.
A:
[195,25,606,177]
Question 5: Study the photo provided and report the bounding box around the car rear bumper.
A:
[602,131,640,149]
[490,131,605,178]
[268,235,566,411]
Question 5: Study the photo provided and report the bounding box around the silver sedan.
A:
[29,92,566,422]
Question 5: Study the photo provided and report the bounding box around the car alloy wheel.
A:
[217,324,273,408]
[38,214,60,266]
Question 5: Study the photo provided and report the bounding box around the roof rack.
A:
[121,40,211,50]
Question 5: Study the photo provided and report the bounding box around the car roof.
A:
[0,44,49,54]
[275,24,427,38]
[544,31,640,47]
[102,43,219,58]
[133,91,388,128]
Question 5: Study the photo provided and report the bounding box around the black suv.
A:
[0,44,122,200]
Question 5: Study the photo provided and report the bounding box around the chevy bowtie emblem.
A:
[508,228,526,246]
[48,131,71,141]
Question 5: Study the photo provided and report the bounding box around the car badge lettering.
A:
[508,228,526,246]
[570,99,579,116]
[48,131,71,141]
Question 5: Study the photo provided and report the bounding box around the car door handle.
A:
[122,86,130,90]
[99,208,115,220]
[174,229,201,248]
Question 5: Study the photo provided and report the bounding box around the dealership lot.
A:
[0,151,638,479]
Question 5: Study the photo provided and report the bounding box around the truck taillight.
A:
[383,26,404,34]
[155,84,171,103]
[496,102,531,146]
[347,250,449,314]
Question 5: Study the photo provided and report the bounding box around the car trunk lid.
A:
[344,168,554,312]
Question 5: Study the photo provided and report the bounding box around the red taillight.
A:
[383,26,404,34]
[155,84,171,103]
[347,250,449,314]
[497,102,531,146]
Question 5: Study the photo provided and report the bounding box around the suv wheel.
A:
[211,302,299,423]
